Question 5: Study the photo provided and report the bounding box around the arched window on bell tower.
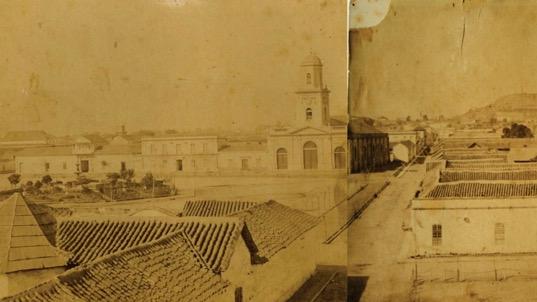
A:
[306,73,312,85]
[306,108,312,120]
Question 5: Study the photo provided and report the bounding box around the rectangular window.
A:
[45,162,50,172]
[176,159,183,171]
[495,223,505,245]
[432,224,442,246]
[191,159,196,169]
[162,144,167,155]
[176,144,181,154]
[80,160,89,173]
[190,143,196,154]
[241,159,249,170]
[63,162,67,170]
[203,143,208,153]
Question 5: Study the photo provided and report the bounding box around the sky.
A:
[0,0,347,135]
[350,0,537,119]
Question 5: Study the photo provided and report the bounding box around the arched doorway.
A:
[303,141,318,169]
[334,146,346,169]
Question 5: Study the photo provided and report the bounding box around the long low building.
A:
[413,194,537,256]
[413,139,537,257]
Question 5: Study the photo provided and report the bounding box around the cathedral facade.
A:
[266,54,347,173]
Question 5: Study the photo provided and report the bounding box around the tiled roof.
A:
[218,141,267,152]
[330,117,348,126]
[14,146,72,157]
[0,194,67,273]
[82,134,108,146]
[426,182,537,198]
[57,217,244,272]
[348,117,385,135]
[446,162,537,170]
[444,154,507,160]
[446,159,507,167]
[94,144,141,155]
[183,200,258,217]
[1,231,229,302]
[231,200,320,260]
[440,170,537,182]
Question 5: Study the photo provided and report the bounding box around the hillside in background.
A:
[459,93,537,122]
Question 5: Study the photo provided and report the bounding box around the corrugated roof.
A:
[1,231,230,302]
[0,194,67,273]
[57,217,244,273]
[183,200,258,217]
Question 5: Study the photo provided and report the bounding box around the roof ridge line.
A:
[181,230,213,272]
[1,193,17,273]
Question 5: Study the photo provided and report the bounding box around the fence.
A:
[414,256,537,283]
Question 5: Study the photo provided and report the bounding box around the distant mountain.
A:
[459,93,537,122]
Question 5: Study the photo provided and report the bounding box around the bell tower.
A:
[295,53,330,128]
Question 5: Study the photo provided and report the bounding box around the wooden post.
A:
[414,261,418,282]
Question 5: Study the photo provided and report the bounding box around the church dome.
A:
[301,53,322,66]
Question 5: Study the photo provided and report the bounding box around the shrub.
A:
[34,181,43,190]
[42,175,53,185]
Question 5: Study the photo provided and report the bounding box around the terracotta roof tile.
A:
[440,170,537,182]
[2,231,229,302]
[183,200,258,217]
[426,182,537,198]
[57,217,243,273]
[231,200,320,260]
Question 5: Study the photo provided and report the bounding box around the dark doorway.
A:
[347,276,369,301]
[234,287,243,302]
[80,160,89,173]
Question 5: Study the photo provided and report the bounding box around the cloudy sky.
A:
[0,0,347,135]
[350,0,537,119]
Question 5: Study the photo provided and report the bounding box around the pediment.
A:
[288,126,330,135]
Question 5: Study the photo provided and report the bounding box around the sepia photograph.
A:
[0,0,350,302]
[350,0,537,301]
[4,0,537,301]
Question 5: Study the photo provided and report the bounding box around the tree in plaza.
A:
[120,169,135,184]
[41,175,53,185]
[7,174,21,188]
[141,173,154,190]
